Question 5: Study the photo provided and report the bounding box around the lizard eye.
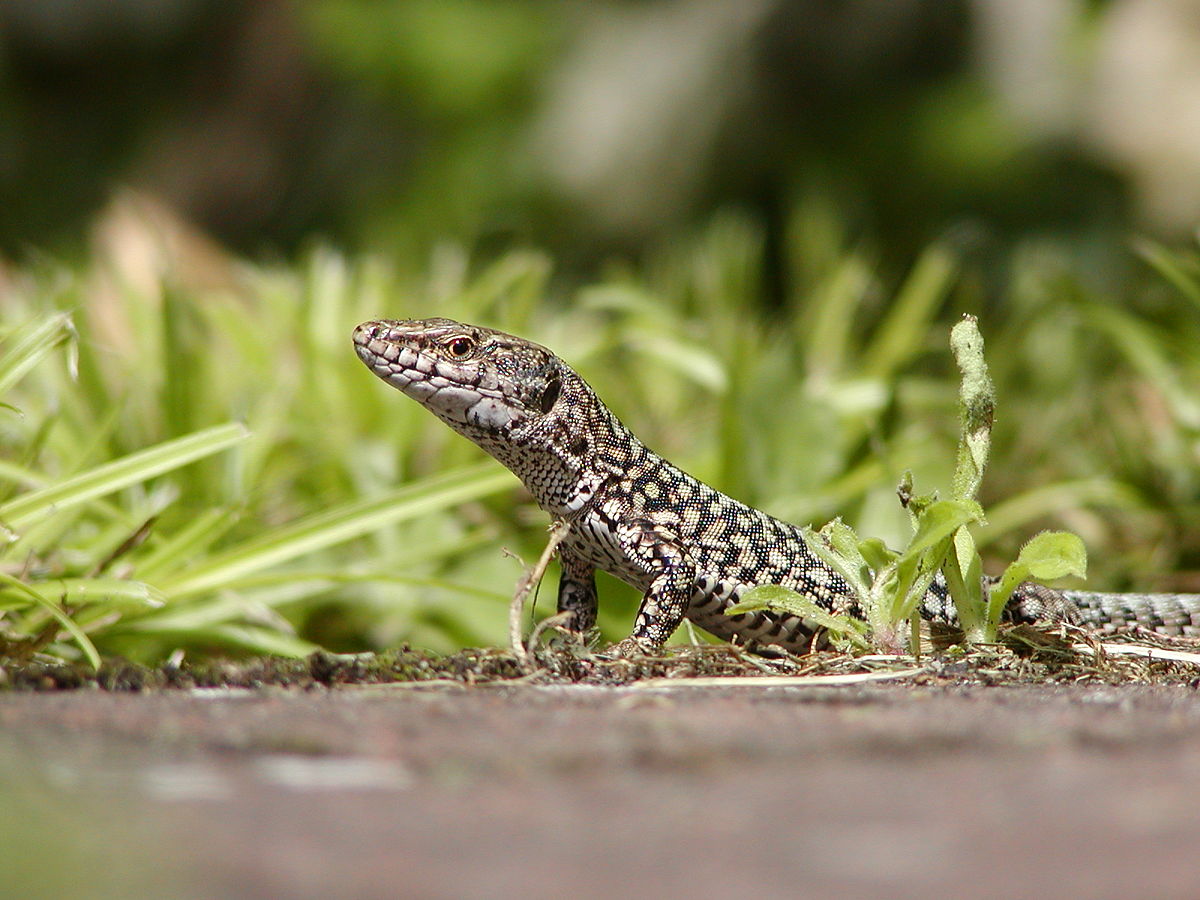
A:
[445,336,475,358]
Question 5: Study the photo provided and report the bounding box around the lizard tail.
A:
[1002,582,1200,638]
[1061,590,1200,637]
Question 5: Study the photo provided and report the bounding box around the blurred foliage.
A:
[299,0,562,249]
[0,0,1146,269]
[304,0,555,114]
[1,198,1198,663]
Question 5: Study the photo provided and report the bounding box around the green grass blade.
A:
[980,479,1142,545]
[114,594,269,633]
[150,529,498,597]
[0,453,53,493]
[143,623,321,658]
[133,509,241,581]
[157,463,514,599]
[0,577,165,610]
[861,245,957,379]
[1133,238,1200,310]
[1087,305,1200,428]
[0,571,101,669]
[230,571,510,602]
[0,313,76,397]
[728,584,870,649]
[0,578,163,614]
[804,256,872,377]
[0,423,250,530]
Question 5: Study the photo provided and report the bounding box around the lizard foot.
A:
[598,637,657,659]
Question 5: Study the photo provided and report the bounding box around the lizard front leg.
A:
[557,545,599,633]
[608,519,697,657]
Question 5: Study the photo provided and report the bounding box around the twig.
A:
[628,666,928,689]
[1073,642,1200,666]
[509,519,570,671]
[527,610,574,654]
[723,639,784,675]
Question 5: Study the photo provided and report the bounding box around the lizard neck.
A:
[494,370,642,518]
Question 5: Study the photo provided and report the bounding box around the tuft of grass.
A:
[0,251,528,664]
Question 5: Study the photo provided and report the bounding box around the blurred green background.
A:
[1,0,1198,662]
[5,0,1196,264]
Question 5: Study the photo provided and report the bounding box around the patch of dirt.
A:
[2,623,1199,692]
[3,625,1200,898]
[3,678,1200,899]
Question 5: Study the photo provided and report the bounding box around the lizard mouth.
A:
[353,321,427,394]
[353,320,398,357]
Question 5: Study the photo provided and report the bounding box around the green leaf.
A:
[805,256,873,377]
[1014,531,1088,582]
[728,584,870,649]
[945,525,987,641]
[1134,238,1200,310]
[1087,304,1200,428]
[857,537,897,573]
[986,531,1088,626]
[862,243,958,379]
[800,520,871,598]
[884,499,982,626]
[899,499,984,563]
[133,509,241,581]
[631,334,727,393]
[980,479,1141,546]
[136,622,321,658]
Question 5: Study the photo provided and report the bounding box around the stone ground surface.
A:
[2,682,1199,899]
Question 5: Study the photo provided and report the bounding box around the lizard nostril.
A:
[352,322,376,345]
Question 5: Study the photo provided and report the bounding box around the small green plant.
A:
[728,315,1088,654]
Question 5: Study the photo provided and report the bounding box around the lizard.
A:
[353,316,1200,656]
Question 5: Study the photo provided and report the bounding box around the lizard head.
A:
[353,318,565,435]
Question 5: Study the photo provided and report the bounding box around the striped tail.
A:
[1063,590,1200,637]
[959,581,1200,638]
[916,579,1200,638]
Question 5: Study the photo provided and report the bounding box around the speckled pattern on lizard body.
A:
[353,317,1200,656]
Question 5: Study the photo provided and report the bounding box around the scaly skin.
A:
[353,317,1200,655]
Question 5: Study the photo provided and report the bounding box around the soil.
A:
[3,635,1200,899]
